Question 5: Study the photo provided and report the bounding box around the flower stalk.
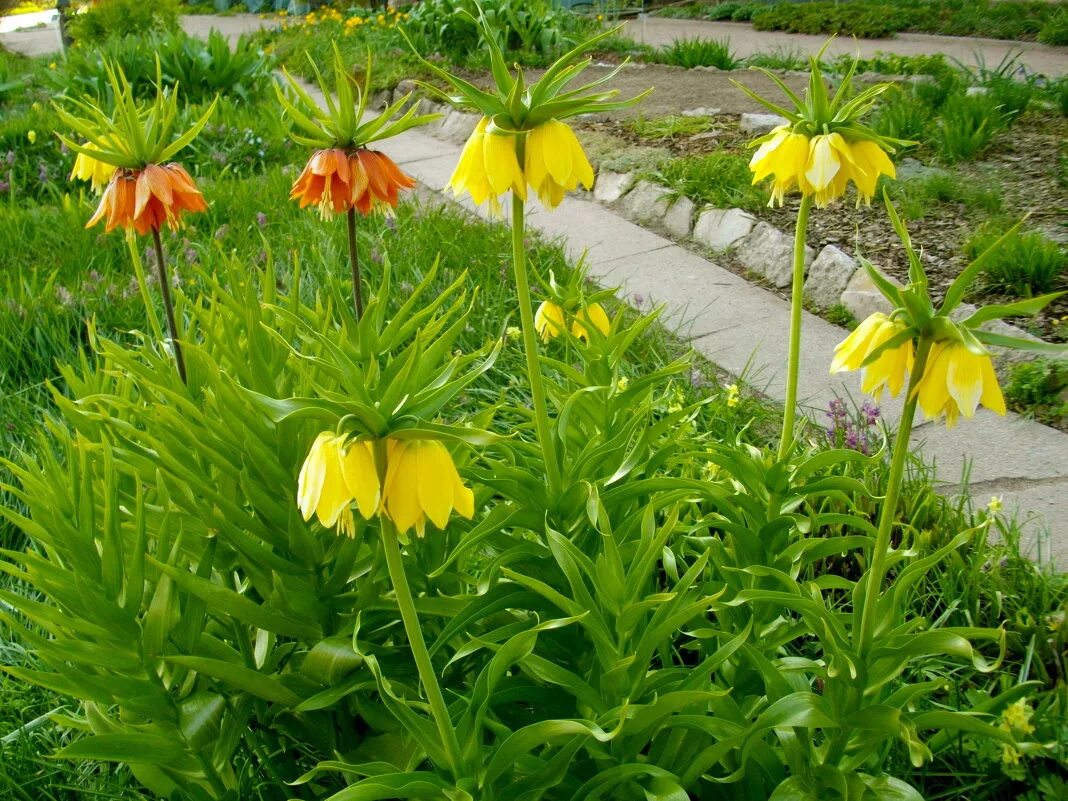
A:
[150,227,187,383]
[855,338,933,655]
[346,206,364,318]
[511,190,563,498]
[777,195,813,461]
[379,516,464,777]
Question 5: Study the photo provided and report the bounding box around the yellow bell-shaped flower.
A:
[571,303,610,342]
[830,312,913,400]
[449,117,525,213]
[524,119,594,209]
[297,432,380,537]
[749,125,812,207]
[381,439,475,537]
[914,341,1006,429]
[534,300,566,342]
[70,141,118,193]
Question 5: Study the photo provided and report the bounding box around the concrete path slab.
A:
[627,17,1068,78]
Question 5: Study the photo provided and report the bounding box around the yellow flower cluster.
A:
[830,312,914,400]
[297,432,475,538]
[998,698,1036,767]
[725,383,740,408]
[534,300,610,343]
[450,118,594,212]
[750,126,895,208]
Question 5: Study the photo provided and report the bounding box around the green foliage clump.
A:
[871,87,932,141]
[655,36,741,70]
[888,170,1003,220]
[627,114,714,141]
[66,0,180,46]
[751,2,914,39]
[655,151,765,210]
[406,0,586,62]
[1039,7,1068,45]
[1004,358,1068,425]
[964,222,1067,298]
[826,51,950,78]
[745,46,807,71]
[932,92,1008,163]
[53,30,274,105]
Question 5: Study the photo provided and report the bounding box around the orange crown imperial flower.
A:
[291,147,416,217]
[276,44,437,214]
[87,163,207,235]
[54,60,217,235]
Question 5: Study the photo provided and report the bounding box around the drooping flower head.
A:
[70,136,118,193]
[831,192,1066,427]
[740,44,907,208]
[297,432,380,537]
[381,438,475,538]
[534,268,614,343]
[830,311,914,400]
[406,8,646,212]
[277,45,434,217]
[54,60,216,235]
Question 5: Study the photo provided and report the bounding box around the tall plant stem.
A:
[777,195,814,461]
[380,519,464,777]
[511,193,563,497]
[150,227,187,384]
[346,207,364,318]
[856,339,933,655]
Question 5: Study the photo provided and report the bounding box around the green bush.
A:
[1039,7,1068,45]
[871,88,931,142]
[932,92,1008,163]
[751,2,917,39]
[1005,358,1068,425]
[53,30,274,105]
[655,37,740,70]
[964,222,1067,297]
[66,0,180,46]
[655,151,765,210]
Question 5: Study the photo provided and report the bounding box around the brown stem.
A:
[347,207,364,319]
[150,227,187,383]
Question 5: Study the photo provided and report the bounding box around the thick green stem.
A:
[510,193,563,497]
[151,227,187,384]
[856,339,933,655]
[777,195,814,461]
[346,207,364,319]
[380,519,463,777]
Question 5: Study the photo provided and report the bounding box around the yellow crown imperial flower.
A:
[405,9,645,214]
[830,312,914,399]
[449,117,526,214]
[381,439,475,538]
[70,139,119,193]
[571,303,610,342]
[534,300,566,342]
[914,340,1005,429]
[525,119,594,209]
[297,432,380,537]
[738,42,906,208]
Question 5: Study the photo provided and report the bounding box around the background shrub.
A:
[1039,7,1068,45]
[66,0,180,46]
[655,36,740,69]
[964,222,1067,297]
[932,92,1008,163]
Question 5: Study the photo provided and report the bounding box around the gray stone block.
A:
[594,170,635,204]
[739,112,788,134]
[693,208,756,251]
[839,266,900,321]
[737,221,813,288]
[436,110,480,144]
[804,245,859,309]
[663,196,695,239]
[622,180,670,225]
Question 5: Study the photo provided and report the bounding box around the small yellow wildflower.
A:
[987,496,1003,514]
[615,376,630,391]
[505,325,521,341]
[26,130,37,144]
[1000,699,1036,737]
[725,383,740,408]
